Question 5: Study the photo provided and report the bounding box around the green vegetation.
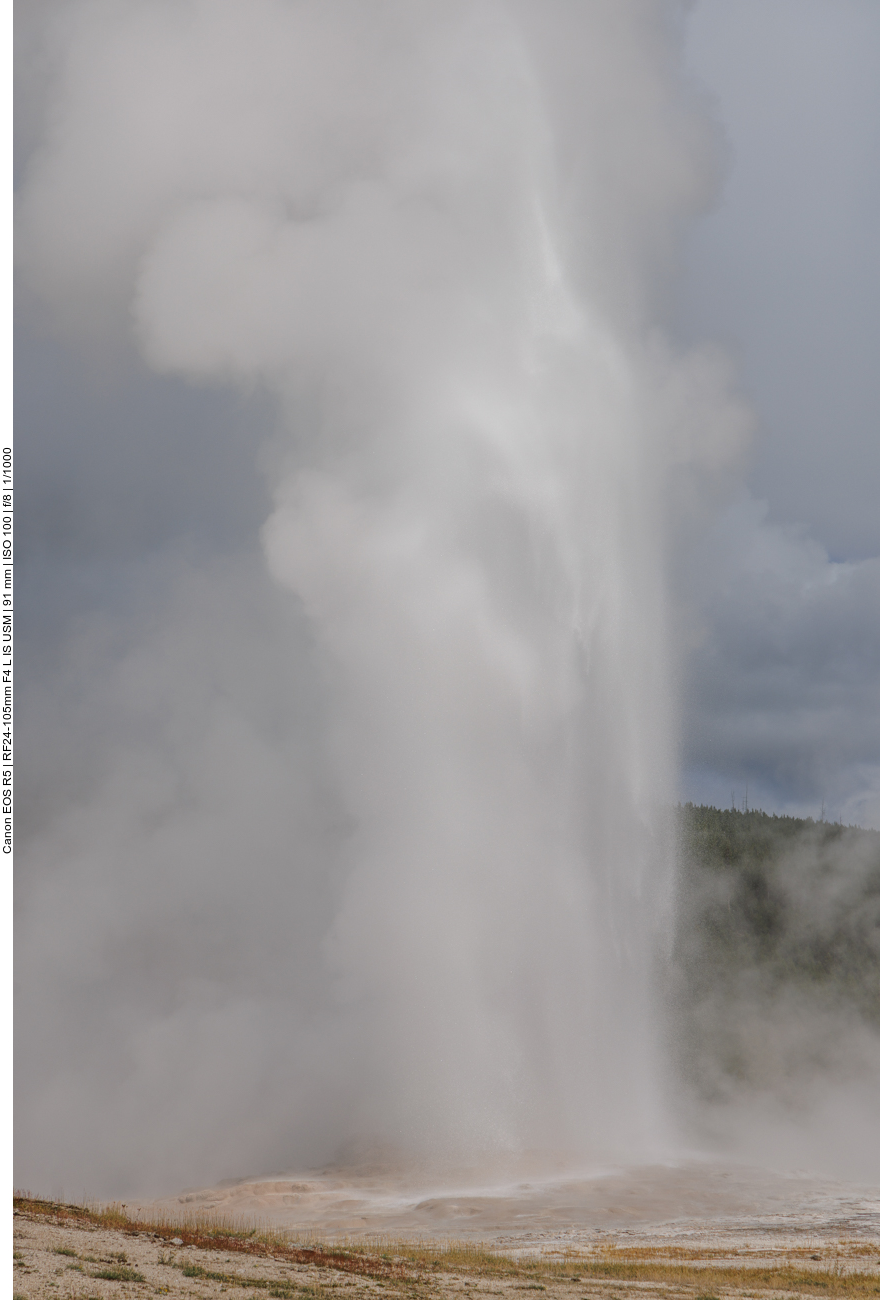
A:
[674,804,880,1098]
[677,804,880,1002]
[179,1260,305,1292]
[90,1264,145,1281]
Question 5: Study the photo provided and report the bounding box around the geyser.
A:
[16,0,748,1196]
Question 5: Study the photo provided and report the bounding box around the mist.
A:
[673,807,880,1182]
[18,0,865,1203]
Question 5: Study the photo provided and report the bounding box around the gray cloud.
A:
[680,0,880,563]
[680,497,880,828]
[674,0,880,826]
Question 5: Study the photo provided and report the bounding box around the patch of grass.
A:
[53,1245,77,1256]
[570,1258,880,1296]
[91,1264,146,1282]
[177,1260,305,1291]
[180,1262,227,1280]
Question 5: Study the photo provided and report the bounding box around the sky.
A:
[13,0,880,1199]
[675,0,880,826]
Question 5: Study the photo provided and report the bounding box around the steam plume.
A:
[16,1,747,1196]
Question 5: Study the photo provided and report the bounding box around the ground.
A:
[12,1187,880,1300]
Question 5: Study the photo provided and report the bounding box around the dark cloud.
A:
[680,497,880,828]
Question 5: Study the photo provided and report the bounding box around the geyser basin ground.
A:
[133,1160,880,1251]
[15,1164,880,1300]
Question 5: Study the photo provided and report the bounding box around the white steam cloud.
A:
[16,0,749,1197]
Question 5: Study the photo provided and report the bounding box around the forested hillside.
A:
[672,804,880,1102]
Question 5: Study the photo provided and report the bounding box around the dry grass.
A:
[13,1194,880,1298]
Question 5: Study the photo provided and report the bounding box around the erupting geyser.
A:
[17,1,749,1196]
